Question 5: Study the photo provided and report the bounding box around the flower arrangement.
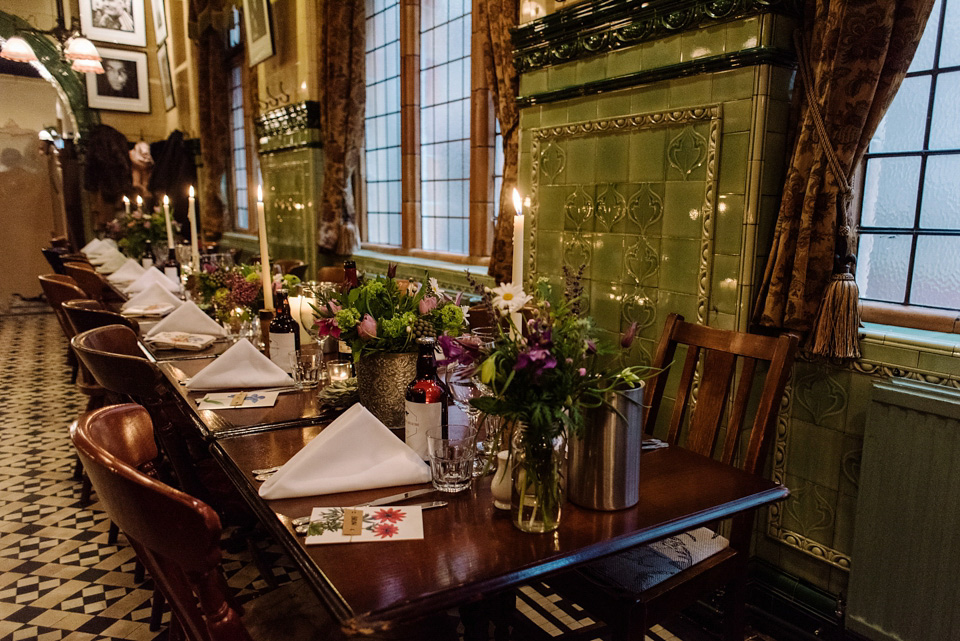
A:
[312,269,468,360]
[189,263,299,323]
[105,206,178,259]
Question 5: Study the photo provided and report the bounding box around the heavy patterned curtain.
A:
[753,0,935,347]
[478,0,520,284]
[318,0,363,255]
[190,0,230,239]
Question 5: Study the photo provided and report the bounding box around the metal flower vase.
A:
[511,425,566,533]
[568,383,644,511]
[356,352,418,429]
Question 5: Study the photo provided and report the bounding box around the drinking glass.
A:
[427,424,477,493]
[290,353,322,389]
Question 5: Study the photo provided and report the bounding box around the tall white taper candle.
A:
[162,195,174,249]
[257,185,274,311]
[187,186,199,272]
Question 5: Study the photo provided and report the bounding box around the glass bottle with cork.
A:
[404,336,449,459]
[268,289,300,373]
[141,240,155,269]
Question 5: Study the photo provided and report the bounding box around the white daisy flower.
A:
[429,277,441,294]
[491,282,531,313]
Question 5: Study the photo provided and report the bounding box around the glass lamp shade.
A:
[71,58,103,74]
[64,36,100,61]
[0,36,38,63]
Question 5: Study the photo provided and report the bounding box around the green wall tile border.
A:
[512,0,801,73]
[766,349,960,574]
[0,10,100,138]
[528,105,721,327]
[518,47,795,107]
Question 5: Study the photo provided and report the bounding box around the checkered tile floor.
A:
[0,313,723,641]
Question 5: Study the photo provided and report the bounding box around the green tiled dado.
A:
[726,15,761,52]
[661,181,706,239]
[715,194,745,254]
[642,34,682,70]
[591,234,626,283]
[519,68,549,97]
[547,61,578,91]
[668,75,713,109]
[722,98,753,134]
[711,67,756,102]
[680,23,726,62]
[718,132,750,194]
[710,254,740,316]
[859,340,921,369]
[659,238,701,295]
[918,351,960,378]
[628,129,668,182]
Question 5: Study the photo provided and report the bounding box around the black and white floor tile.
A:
[0,311,729,641]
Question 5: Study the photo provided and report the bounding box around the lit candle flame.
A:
[258,184,263,202]
[122,195,129,204]
[163,195,169,205]
[189,185,195,198]
[136,195,143,206]
[512,188,522,216]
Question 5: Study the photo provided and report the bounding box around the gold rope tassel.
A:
[806,262,861,359]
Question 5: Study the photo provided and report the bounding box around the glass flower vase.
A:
[510,424,566,533]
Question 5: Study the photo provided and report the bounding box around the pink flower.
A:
[579,367,587,376]
[143,220,151,228]
[621,322,638,349]
[358,314,377,340]
[315,318,341,338]
[419,296,438,315]
[327,300,341,315]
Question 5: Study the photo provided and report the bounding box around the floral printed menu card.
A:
[305,506,424,545]
[196,390,280,410]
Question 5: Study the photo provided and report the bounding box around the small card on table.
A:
[145,331,218,350]
[305,506,424,545]
[196,390,280,410]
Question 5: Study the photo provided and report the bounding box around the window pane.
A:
[364,0,402,246]
[856,233,912,303]
[229,62,249,231]
[910,0,941,71]
[860,157,921,228]
[869,76,930,153]
[421,3,470,254]
[941,0,960,67]
[920,154,960,229]
[912,235,960,308]
[930,71,960,150]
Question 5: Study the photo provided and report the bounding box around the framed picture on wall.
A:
[79,0,148,48]
[242,0,274,67]
[153,0,168,45]
[85,48,150,113]
[158,42,175,111]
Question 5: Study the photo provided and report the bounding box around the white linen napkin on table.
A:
[106,259,146,285]
[89,247,125,267]
[81,238,106,255]
[94,252,129,274]
[122,283,183,317]
[124,267,181,294]
[146,300,226,337]
[259,403,432,499]
[186,338,290,391]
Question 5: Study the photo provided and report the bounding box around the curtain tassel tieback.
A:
[806,255,861,360]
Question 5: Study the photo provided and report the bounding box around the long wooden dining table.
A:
[209,424,788,636]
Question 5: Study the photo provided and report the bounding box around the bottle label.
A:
[269,332,297,373]
[338,340,352,355]
[163,266,179,285]
[141,258,153,269]
[405,400,440,460]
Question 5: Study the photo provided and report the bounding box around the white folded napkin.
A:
[122,283,183,316]
[259,403,432,499]
[186,338,289,390]
[89,247,125,266]
[107,259,146,285]
[81,238,105,255]
[146,300,226,337]
[94,252,129,274]
[124,267,181,294]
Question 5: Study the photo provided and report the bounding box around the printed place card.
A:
[145,331,218,350]
[196,390,280,410]
[305,506,424,545]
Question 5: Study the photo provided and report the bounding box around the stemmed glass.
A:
[444,327,498,476]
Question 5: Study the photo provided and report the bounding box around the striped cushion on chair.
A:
[582,527,729,592]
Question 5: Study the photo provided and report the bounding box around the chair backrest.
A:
[646,313,798,475]
[317,265,345,283]
[273,258,305,275]
[38,274,88,340]
[63,299,140,335]
[64,263,107,301]
[73,404,249,641]
[41,247,68,274]
[71,325,162,400]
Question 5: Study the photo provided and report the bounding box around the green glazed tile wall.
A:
[258,147,321,277]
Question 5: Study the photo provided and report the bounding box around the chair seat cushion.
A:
[243,580,339,641]
[581,527,729,593]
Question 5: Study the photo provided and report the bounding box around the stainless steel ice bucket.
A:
[567,383,644,511]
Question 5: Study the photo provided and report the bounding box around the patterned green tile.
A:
[786,420,844,490]
[590,281,626,333]
[642,35,682,70]
[537,185,569,232]
[722,98,753,134]
[710,254,740,315]
[667,75,712,109]
[791,365,849,431]
[837,434,862,499]
[659,238,700,295]
[520,69,548,97]
[562,230,593,279]
[715,194,744,254]
[536,231,564,274]
[657,289,698,322]
[606,45,642,77]
[628,129,668,182]
[563,184,596,232]
[662,181,706,239]
[596,134,631,183]
[718,132,750,193]
[564,136,598,184]
[711,68,755,102]
[726,16,761,53]
[631,83,670,113]
[591,233,625,284]
[680,23,726,62]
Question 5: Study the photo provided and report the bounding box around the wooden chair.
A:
[62,299,140,336]
[317,265,345,283]
[272,258,308,280]
[64,263,110,303]
[41,247,69,274]
[72,404,337,641]
[533,313,798,641]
